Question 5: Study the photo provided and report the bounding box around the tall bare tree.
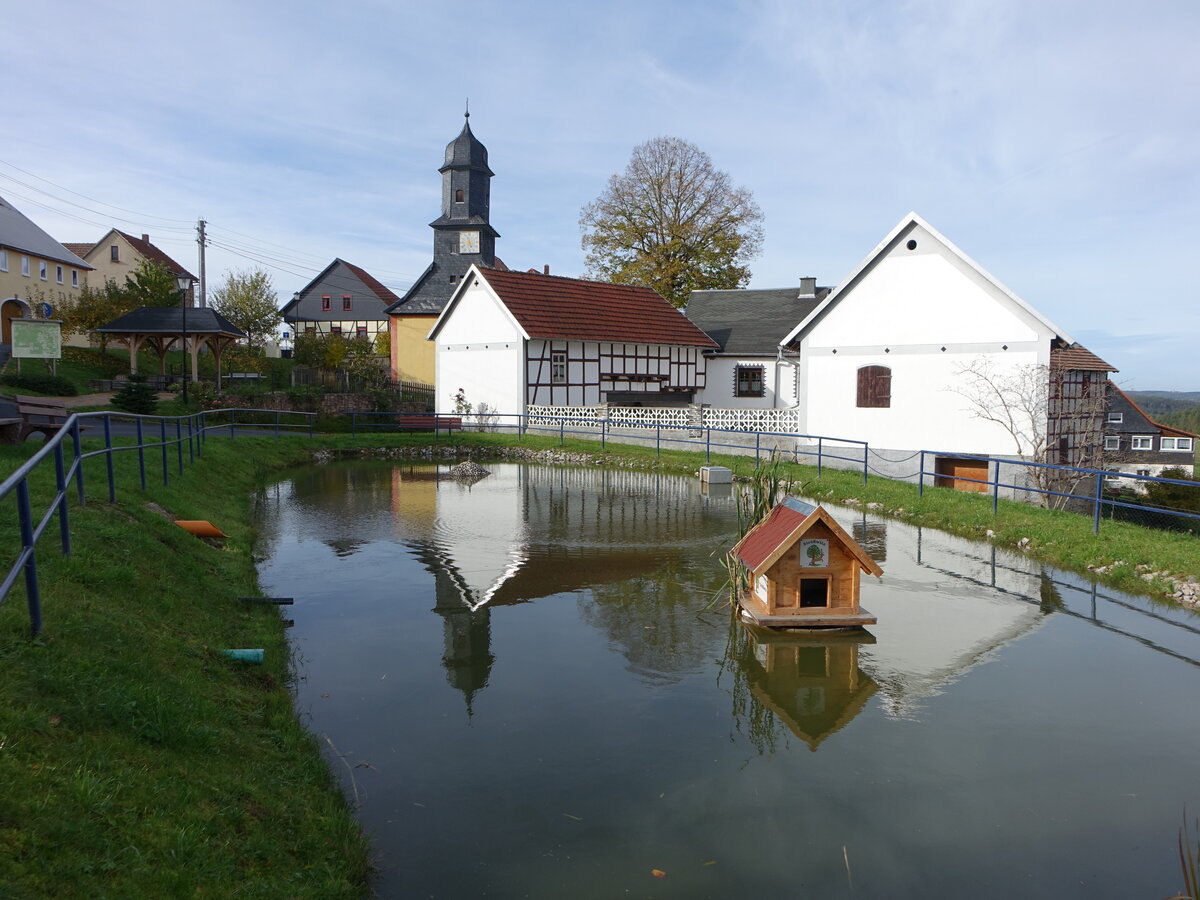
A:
[952,358,1108,508]
[580,136,764,307]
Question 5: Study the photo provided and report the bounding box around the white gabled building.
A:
[428,265,717,417]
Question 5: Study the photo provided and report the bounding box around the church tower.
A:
[387,110,501,318]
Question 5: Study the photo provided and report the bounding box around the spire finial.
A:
[464,98,470,120]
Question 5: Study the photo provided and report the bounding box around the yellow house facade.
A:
[390,313,438,384]
[0,194,91,344]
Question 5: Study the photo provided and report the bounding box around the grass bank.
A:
[0,425,1195,894]
[0,436,368,897]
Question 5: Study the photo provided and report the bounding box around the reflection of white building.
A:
[818,503,1051,717]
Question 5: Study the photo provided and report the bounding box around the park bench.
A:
[0,395,78,444]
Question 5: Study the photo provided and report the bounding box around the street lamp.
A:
[176,275,191,404]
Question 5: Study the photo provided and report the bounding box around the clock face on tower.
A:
[458,231,480,254]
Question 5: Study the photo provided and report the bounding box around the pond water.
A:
[254,461,1200,899]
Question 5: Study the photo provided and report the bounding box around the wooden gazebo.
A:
[92,306,244,389]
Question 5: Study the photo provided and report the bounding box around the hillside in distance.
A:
[1123,390,1200,420]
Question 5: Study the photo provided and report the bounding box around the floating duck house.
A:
[732,498,883,628]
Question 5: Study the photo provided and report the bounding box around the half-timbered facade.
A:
[1103,382,1197,483]
[429,266,717,416]
[280,258,396,342]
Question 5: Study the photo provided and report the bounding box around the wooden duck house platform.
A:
[732,498,883,629]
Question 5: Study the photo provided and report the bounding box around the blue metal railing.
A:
[0,407,315,636]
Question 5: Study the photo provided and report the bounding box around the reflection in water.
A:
[254,461,1200,899]
[730,625,878,753]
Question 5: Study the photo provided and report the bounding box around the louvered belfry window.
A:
[856,365,891,408]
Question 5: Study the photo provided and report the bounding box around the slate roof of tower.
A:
[686,287,830,353]
[442,117,493,174]
[0,194,92,268]
[469,268,720,347]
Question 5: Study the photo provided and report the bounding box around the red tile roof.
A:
[479,269,719,347]
[63,242,94,258]
[734,503,809,572]
[341,260,401,305]
[1051,344,1116,372]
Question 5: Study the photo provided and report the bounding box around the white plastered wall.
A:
[701,356,799,409]
[798,221,1055,455]
[434,279,526,416]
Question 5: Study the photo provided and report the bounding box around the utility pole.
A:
[196,218,208,307]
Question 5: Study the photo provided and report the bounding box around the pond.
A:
[254,461,1200,899]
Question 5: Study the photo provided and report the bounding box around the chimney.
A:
[141,233,150,243]
[798,276,817,299]
[543,264,550,275]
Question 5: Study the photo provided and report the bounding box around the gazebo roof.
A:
[93,306,244,338]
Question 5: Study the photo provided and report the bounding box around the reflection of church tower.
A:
[431,566,495,718]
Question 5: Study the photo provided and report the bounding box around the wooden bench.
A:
[392,414,463,432]
[0,396,76,444]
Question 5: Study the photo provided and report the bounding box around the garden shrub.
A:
[0,373,79,396]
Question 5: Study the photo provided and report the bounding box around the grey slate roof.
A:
[0,194,92,268]
[684,287,828,354]
[93,306,244,336]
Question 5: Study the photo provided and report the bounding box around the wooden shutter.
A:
[856,366,891,408]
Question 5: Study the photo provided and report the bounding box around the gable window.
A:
[856,365,892,408]
[551,352,567,384]
[0,250,7,271]
[110,245,119,262]
[342,294,352,311]
[56,265,63,284]
[1107,412,1123,424]
[38,261,47,280]
[71,270,78,287]
[321,295,331,311]
[1131,436,1153,450]
[735,365,766,397]
[455,189,464,202]
[1162,437,1194,452]
[21,256,29,276]
[1104,436,1120,451]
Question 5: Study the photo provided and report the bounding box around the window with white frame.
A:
[1104,436,1120,451]
[1107,412,1123,424]
[0,250,7,271]
[1162,437,1194,452]
[551,352,567,384]
[71,270,78,288]
[1132,436,1153,450]
[38,261,47,280]
[21,256,30,276]
[56,265,63,284]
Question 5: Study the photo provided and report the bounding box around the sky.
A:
[5,0,1198,389]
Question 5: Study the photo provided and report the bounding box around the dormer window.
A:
[455,189,464,202]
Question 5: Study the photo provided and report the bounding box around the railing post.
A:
[308,413,314,438]
[656,424,661,457]
[176,418,184,475]
[559,417,564,447]
[17,480,41,637]
[136,418,147,491]
[187,415,195,462]
[917,449,924,497]
[1093,473,1104,535]
[72,419,85,504]
[601,417,606,449]
[103,415,116,503]
[706,427,711,465]
[160,419,169,487]
[754,431,761,468]
[818,438,824,479]
[274,411,280,440]
[352,412,357,439]
[992,459,1000,513]
[862,444,868,486]
[229,409,235,439]
[53,441,71,556]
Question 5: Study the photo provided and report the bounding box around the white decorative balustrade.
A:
[525,405,801,434]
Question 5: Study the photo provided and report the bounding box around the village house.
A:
[0,194,92,344]
[428,265,717,418]
[1103,383,1197,486]
[66,229,197,306]
[279,258,395,344]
